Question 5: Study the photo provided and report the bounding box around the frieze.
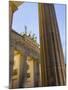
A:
[11,30,40,52]
[15,43,39,59]
[10,30,40,62]
[14,40,39,55]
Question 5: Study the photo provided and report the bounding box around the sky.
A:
[12,2,39,43]
[12,2,66,60]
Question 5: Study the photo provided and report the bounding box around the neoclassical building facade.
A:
[10,30,41,88]
[9,1,66,89]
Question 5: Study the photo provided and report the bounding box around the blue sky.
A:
[12,2,66,59]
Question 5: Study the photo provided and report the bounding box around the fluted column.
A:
[38,3,65,86]
[49,5,66,84]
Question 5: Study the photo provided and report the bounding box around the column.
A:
[18,53,28,88]
[26,57,34,87]
[9,3,17,86]
[39,63,42,86]
[9,44,14,88]
[50,5,66,84]
[9,2,17,86]
[38,3,65,86]
[9,2,18,88]
[9,1,17,29]
[34,60,40,87]
[9,3,13,29]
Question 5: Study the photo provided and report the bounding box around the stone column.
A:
[9,3,17,86]
[18,53,28,88]
[9,2,18,88]
[9,44,14,88]
[38,3,65,86]
[26,56,34,87]
[49,5,66,84]
[9,3,17,87]
[9,1,17,29]
[39,63,42,86]
[9,4,13,29]
[34,60,40,87]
